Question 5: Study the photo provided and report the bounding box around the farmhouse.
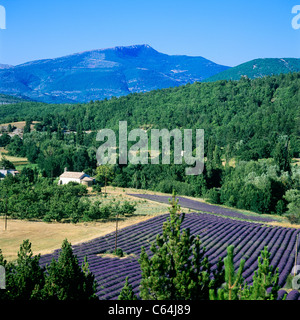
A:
[0,168,19,179]
[58,169,95,186]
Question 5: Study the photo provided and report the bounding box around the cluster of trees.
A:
[214,159,300,216]
[0,239,97,300]
[119,192,281,301]
[201,135,300,222]
[0,133,12,148]
[0,172,136,223]
[6,128,97,178]
[4,132,298,221]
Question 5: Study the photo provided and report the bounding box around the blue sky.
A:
[0,0,299,67]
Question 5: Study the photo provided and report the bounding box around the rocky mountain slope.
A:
[0,45,230,103]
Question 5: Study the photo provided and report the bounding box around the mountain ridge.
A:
[205,57,300,82]
[1,46,299,104]
[0,45,230,103]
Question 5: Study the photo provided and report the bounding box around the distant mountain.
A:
[0,64,13,69]
[0,45,230,103]
[205,58,300,82]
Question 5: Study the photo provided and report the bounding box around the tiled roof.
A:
[59,171,85,179]
[82,176,94,181]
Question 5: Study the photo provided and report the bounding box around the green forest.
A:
[0,72,299,222]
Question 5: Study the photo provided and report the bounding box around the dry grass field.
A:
[0,215,156,261]
[0,147,29,166]
[0,187,171,261]
[0,185,298,261]
[0,121,39,131]
[292,158,300,166]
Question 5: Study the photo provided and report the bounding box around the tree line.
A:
[0,239,97,300]
[0,72,299,159]
[0,172,136,223]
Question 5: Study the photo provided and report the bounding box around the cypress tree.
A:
[273,138,292,173]
[23,120,31,134]
[206,136,216,164]
[76,124,84,145]
[212,145,222,169]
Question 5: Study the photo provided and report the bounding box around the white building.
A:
[0,169,19,179]
[58,170,95,187]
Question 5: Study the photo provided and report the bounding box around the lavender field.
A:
[39,210,300,300]
[129,194,281,223]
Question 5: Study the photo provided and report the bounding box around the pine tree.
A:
[210,245,280,300]
[138,190,221,300]
[0,240,98,300]
[0,240,45,300]
[7,124,13,133]
[240,246,279,300]
[118,277,138,300]
[23,120,31,134]
[209,245,245,300]
[41,239,97,300]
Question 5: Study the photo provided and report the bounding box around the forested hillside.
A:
[0,94,31,105]
[1,72,299,158]
[0,72,299,220]
[206,58,300,82]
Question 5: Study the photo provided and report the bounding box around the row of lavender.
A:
[41,213,300,300]
[128,194,279,223]
[39,212,300,300]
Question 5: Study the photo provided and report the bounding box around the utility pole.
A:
[115,212,119,254]
[4,192,7,231]
[104,165,108,195]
